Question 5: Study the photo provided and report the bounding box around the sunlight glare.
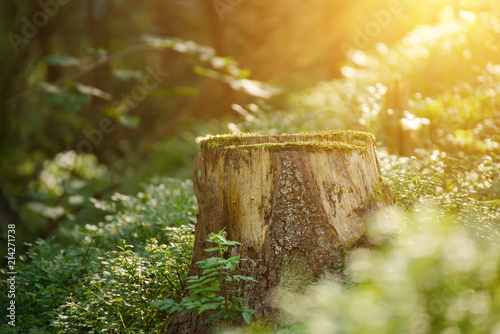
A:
[459,10,476,23]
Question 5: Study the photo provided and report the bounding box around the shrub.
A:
[152,230,257,326]
[378,149,500,244]
[0,178,196,334]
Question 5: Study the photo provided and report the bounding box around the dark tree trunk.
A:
[167,130,388,333]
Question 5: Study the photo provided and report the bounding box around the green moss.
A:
[296,129,375,144]
[364,176,393,207]
[228,141,367,152]
[279,253,314,293]
[342,237,360,254]
[203,132,256,149]
[200,130,376,153]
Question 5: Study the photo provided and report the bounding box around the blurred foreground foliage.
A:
[275,205,500,334]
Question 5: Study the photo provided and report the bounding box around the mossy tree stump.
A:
[168,130,387,333]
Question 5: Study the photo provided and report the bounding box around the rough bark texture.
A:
[166,130,387,333]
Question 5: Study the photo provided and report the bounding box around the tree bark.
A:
[167,130,388,333]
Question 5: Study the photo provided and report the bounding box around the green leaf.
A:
[118,115,140,129]
[169,305,182,314]
[202,277,217,285]
[199,303,220,314]
[225,262,236,271]
[41,83,90,111]
[202,267,218,275]
[205,285,221,292]
[205,292,216,299]
[242,311,252,324]
[233,275,258,282]
[187,282,202,290]
[112,69,143,81]
[44,53,81,67]
[238,68,251,79]
[150,299,177,311]
[75,83,112,100]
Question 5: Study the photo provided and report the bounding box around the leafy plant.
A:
[72,177,198,253]
[152,230,258,325]
[377,148,500,245]
[0,178,196,334]
[52,225,194,333]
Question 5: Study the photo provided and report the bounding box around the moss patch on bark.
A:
[200,130,375,153]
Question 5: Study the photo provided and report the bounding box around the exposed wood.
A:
[167,130,388,333]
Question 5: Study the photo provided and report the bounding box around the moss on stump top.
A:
[199,130,375,153]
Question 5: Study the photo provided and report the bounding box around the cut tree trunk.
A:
[166,130,389,333]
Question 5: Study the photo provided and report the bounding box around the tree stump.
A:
[167,130,388,333]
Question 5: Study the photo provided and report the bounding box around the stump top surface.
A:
[199,130,375,152]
